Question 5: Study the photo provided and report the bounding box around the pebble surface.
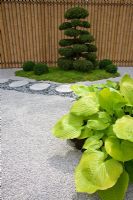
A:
[0,79,76,98]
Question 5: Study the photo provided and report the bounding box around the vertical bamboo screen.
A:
[0,0,133,68]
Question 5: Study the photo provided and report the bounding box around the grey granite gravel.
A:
[0,79,9,84]
[1,89,133,200]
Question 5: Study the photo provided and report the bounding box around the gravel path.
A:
[0,67,133,98]
[1,67,133,199]
[1,89,133,200]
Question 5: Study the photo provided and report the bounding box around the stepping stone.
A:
[30,83,50,91]
[9,80,29,88]
[10,76,35,82]
[0,79,9,84]
[55,84,72,93]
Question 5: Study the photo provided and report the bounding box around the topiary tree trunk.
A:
[58,7,98,72]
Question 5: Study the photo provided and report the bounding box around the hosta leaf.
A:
[83,137,103,151]
[106,80,118,89]
[92,131,104,139]
[113,115,133,142]
[71,84,98,97]
[105,136,133,162]
[98,170,129,200]
[87,112,111,130]
[104,125,115,137]
[75,151,123,194]
[125,160,133,183]
[78,127,93,139]
[120,74,133,105]
[52,113,83,139]
[99,88,125,115]
[70,93,99,118]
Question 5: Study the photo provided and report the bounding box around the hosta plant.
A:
[52,74,133,200]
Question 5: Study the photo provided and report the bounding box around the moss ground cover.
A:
[16,67,119,83]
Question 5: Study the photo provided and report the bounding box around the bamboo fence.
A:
[0,0,133,68]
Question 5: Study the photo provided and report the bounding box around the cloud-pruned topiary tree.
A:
[58,7,98,72]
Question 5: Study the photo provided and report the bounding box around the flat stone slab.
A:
[55,84,72,93]
[0,78,9,84]
[9,80,29,88]
[30,83,50,91]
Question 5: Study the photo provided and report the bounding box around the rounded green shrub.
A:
[64,28,80,37]
[73,60,94,72]
[34,63,49,75]
[58,47,73,57]
[71,19,81,27]
[99,59,112,69]
[80,21,91,28]
[87,44,97,52]
[80,30,90,35]
[58,57,73,70]
[73,44,88,53]
[92,60,99,68]
[83,52,97,61]
[59,22,72,30]
[105,64,118,74]
[87,52,97,61]
[22,61,35,71]
[64,7,88,19]
[79,34,95,43]
[59,39,74,47]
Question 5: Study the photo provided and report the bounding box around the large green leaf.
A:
[70,93,99,118]
[98,170,129,200]
[125,160,133,183]
[78,127,93,139]
[106,80,119,89]
[98,88,125,115]
[113,115,133,142]
[120,74,133,105]
[104,125,116,137]
[52,113,83,139]
[105,136,133,161]
[71,84,98,97]
[75,151,123,194]
[87,112,111,130]
[83,137,103,151]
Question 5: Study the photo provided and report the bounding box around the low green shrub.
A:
[83,52,97,61]
[105,64,118,74]
[73,60,94,72]
[58,47,73,57]
[99,59,112,69]
[57,57,73,70]
[92,60,99,68]
[34,63,49,75]
[52,74,133,200]
[22,61,35,71]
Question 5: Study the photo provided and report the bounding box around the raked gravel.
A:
[1,89,133,200]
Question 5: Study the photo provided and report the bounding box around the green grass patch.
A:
[16,67,119,83]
